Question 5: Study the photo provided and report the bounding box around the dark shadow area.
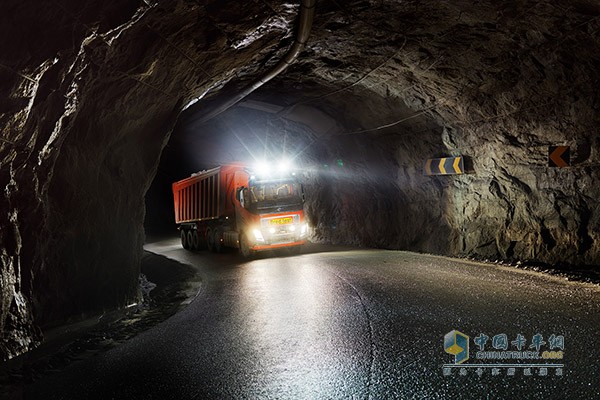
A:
[0,252,198,398]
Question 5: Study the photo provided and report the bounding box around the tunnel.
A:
[1,0,600,395]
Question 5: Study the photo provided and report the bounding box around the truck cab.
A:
[235,173,308,256]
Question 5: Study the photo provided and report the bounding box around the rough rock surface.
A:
[2,0,600,360]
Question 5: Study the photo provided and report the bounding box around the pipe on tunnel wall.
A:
[181,0,316,125]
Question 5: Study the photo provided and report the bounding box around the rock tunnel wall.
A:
[303,134,403,249]
[369,1,600,266]
[1,0,152,362]
[270,0,600,266]
[388,126,600,266]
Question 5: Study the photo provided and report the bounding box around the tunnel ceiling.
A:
[2,0,600,360]
[183,0,600,136]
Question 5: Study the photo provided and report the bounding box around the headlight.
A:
[253,229,265,242]
[300,223,308,236]
[254,161,270,177]
[289,225,296,232]
[269,227,276,234]
[278,159,291,173]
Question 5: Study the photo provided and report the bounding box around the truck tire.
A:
[239,232,254,258]
[197,228,207,250]
[191,230,199,250]
[181,230,189,249]
[213,228,223,253]
[206,227,215,252]
[187,231,195,251]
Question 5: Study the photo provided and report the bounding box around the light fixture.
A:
[254,161,269,177]
[278,159,291,173]
[300,223,308,236]
[253,228,265,242]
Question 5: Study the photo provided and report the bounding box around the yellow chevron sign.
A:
[424,156,464,175]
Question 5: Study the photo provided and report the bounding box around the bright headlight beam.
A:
[254,161,269,177]
[253,229,265,242]
[278,159,291,173]
[252,158,297,177]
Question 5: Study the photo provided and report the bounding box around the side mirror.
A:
[236,187,244,201]
[241,188,250,208]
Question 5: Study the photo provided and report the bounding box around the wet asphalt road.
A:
[18,239,600,399]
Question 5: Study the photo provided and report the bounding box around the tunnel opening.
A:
[144,90,439,252]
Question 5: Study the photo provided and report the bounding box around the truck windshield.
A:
[247,180,303,212]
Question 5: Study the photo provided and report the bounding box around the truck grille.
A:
[260,215,300,244]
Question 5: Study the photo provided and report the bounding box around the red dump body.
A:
[172,164,247,224]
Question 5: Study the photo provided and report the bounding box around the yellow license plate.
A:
[269,217,293,225]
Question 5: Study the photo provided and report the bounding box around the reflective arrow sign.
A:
[424,156,464,175]
[548,146,570,168]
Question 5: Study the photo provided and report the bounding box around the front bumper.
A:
[251,239,307,252]
[251,218,308,251]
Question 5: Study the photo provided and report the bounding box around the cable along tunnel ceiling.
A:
[2,0,600,361]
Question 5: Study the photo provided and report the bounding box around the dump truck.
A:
[172,162,307,256]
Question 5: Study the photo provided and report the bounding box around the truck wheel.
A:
[187,231,195,251]
[206,227,215,252]
[213,228,223,253]
[191,230,199,250]
[181,230,189,249]
[240,233,254,258]
[197,228,207,250]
